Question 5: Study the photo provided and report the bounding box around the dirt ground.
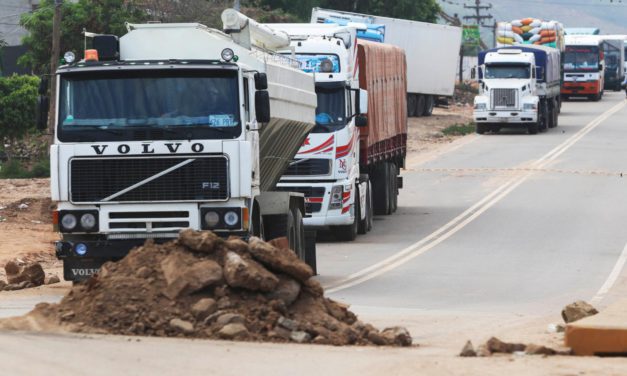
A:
[0,179,61,281]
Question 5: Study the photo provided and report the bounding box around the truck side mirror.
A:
[358,89,368,114]
[471,67,476,80]
[535,67,543,81]
[599,62,604,71]
[255,91,271,123]
[355,114,367,127]
[254,73,268,90]
[37,96,49,131]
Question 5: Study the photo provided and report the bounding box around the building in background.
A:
[0,0,40,75]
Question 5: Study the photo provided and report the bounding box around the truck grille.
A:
[491,88,517,108]
[284,159,331,176]
[275,186,326,213]
[70,156,228,203]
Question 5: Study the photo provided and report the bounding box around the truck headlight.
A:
[61,213,77,230]
[523,103,537,111]
[59,210,99,232]
[80,213,97,230]
[224,211,239,227]
[204,211,220,227]
[474,103,487,111]
[329,185,343,210]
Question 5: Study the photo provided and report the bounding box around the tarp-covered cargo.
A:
[357,39,407,166]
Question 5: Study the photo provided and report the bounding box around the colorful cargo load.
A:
[496,18,565,51]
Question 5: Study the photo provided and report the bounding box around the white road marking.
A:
[325,100,627,294]
[591,241,627,305]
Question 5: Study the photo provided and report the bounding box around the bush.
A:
[0,157,50,179]
[442,123,476,136]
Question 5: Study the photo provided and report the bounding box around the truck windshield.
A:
[484,64,530,79]
[564,46,600,71]
[58,69,241,142]
[314,84,346,133]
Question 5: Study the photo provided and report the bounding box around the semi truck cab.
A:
[473,49,540,133]
[269,24,371,241]
[43,14,318,281]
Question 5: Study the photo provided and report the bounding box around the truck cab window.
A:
[484,64,531,79]
[57,69,242,142]
[313,83,346,133]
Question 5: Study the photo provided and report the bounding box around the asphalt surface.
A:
[320,92,627,315]
[2,92,627,374]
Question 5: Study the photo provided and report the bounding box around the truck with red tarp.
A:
[273,23,407,240]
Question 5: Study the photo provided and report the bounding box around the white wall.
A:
[0,0,40,46]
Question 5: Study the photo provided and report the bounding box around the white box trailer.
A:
[311,7,462,117]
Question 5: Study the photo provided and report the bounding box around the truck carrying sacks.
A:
[496,19,565,51]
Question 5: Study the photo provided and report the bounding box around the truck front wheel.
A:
[476,123,487,134]
[331,187,359,241]
[373,163,391,215]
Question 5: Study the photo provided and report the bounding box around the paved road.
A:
[2,93,627,374]
[320,92,627,316]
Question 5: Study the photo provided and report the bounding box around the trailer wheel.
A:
[423,95,434,116]
[388,163,398,213]
[416,95,426,118]
[331,186,359,241]
[372,163,391,215]
[407,95,417,117]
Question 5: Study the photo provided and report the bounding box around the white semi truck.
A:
[38,10,319,280]
[268,23,408,241]
[310,7,461,117]
[473,46,562,135]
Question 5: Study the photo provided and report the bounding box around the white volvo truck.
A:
[39,10,318,280]
[473,45,562,135]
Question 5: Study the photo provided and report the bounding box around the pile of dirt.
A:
[24,230,413,346]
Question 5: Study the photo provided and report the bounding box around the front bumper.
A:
[56,231,249,281]
[561,81,600,95]
[474,110,537,124]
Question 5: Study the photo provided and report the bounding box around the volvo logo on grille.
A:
[90,142,204,155]
[202,182,221,190]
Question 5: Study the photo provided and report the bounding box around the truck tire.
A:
[407,95,417,117]
[331,186,359,241]
[423,95,434,116]
[416,95,426,118]
[292,208,306,260]
[388,163,398,213]
[264,212,303,259]
[366,180,373,231]
[372,163,391,215]
[476,123,487,134]
[528,121,539,135]
[358,180,373,234]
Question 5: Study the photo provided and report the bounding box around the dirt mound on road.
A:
[12,230,412,346]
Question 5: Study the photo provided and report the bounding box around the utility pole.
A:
[48,0,62,135]
[463,0,493,26]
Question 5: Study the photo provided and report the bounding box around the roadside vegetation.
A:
[441,122,476,136]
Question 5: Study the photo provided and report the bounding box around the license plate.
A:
[498,117,510,122]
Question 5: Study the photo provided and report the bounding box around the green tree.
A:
[0,75,40,158]
[19,0,147,75]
